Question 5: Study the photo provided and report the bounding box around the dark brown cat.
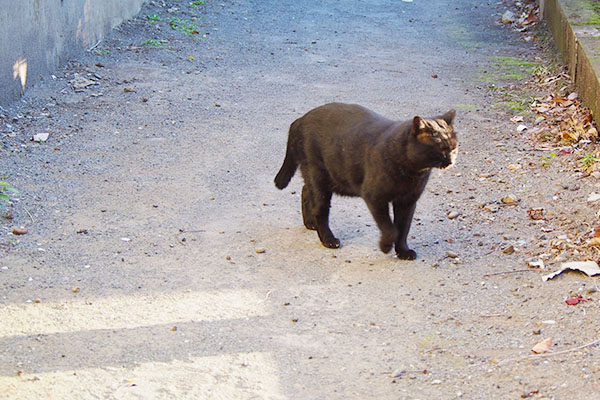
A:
[274,102,457,260]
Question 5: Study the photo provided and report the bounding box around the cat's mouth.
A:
[439,148,458,170]
[438,160,453,170]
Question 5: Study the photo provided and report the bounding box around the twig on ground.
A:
[498,338,600,365]
[87,40,102,52]
[258,290,272,304]
[24,208,34,223]
[483,269,538,277]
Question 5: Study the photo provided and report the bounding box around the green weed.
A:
[143,39,165,48]
[490,56,540,81]
[579,152,600,172]
[0,181,18,207]
[147,14,161,24]
[540,153,557,166]
[455,104,478,110]
[169,17,200,35]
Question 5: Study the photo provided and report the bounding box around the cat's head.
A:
[411,109,457,170]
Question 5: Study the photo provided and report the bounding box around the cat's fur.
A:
[274,102,457,259]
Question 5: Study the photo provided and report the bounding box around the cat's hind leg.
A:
[308,174,340,249]
[392,201,417,260]
[301,185,317,230]
[314,191,340,248]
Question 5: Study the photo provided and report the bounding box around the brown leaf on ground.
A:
[527,207,545,220]
[565,296,589,305]
[531,337,552,354]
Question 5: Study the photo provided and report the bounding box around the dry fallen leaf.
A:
[565,296,589,305]
[510,115,524,123]
[531,337,552,354]
[588,237,600,247]
[528,260,545,269]
[527,207,545,220]
[542,260,600,281]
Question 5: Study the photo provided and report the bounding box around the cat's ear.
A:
[413,116,435,145]
[441,109,456,125]
[412,116,427,133]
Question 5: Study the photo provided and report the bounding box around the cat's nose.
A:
[439,154,452,169]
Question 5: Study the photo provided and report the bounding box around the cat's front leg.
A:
[364,197,397,253]
[392,201,417,260]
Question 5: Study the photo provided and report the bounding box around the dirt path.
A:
[1,0,600,398]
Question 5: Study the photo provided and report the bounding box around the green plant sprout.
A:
[147,14,161,24]
[169,17,200,35]
[580,152,600,166]
[0,181,18,207]
[143,39,164,48]
[540,153,557,166]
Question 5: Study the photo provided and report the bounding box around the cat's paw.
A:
[304,221,317,231]
[396,249,417,260]
[322,237,341,249]
[379,230,397,254]
[379,239,394,254]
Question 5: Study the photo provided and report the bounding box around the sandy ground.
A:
[1,0,600,398]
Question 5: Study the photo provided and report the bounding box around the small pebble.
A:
[501,194,518,204]
[588,192,600,203]
[12,227,27,235]
[447,211,459,220]
[502,10,515,24]
[447,251,459,259]
[502,244,515,255]
[255,248,266,254]
[391,369,405,378]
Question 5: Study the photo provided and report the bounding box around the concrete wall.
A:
[540,0,600,121]
[0,0,146,108]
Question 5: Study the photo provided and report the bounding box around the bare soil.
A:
[1,0,600,399]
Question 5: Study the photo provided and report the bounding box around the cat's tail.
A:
[274,120,301,189]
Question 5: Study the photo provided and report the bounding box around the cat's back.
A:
[300,102,391,133]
